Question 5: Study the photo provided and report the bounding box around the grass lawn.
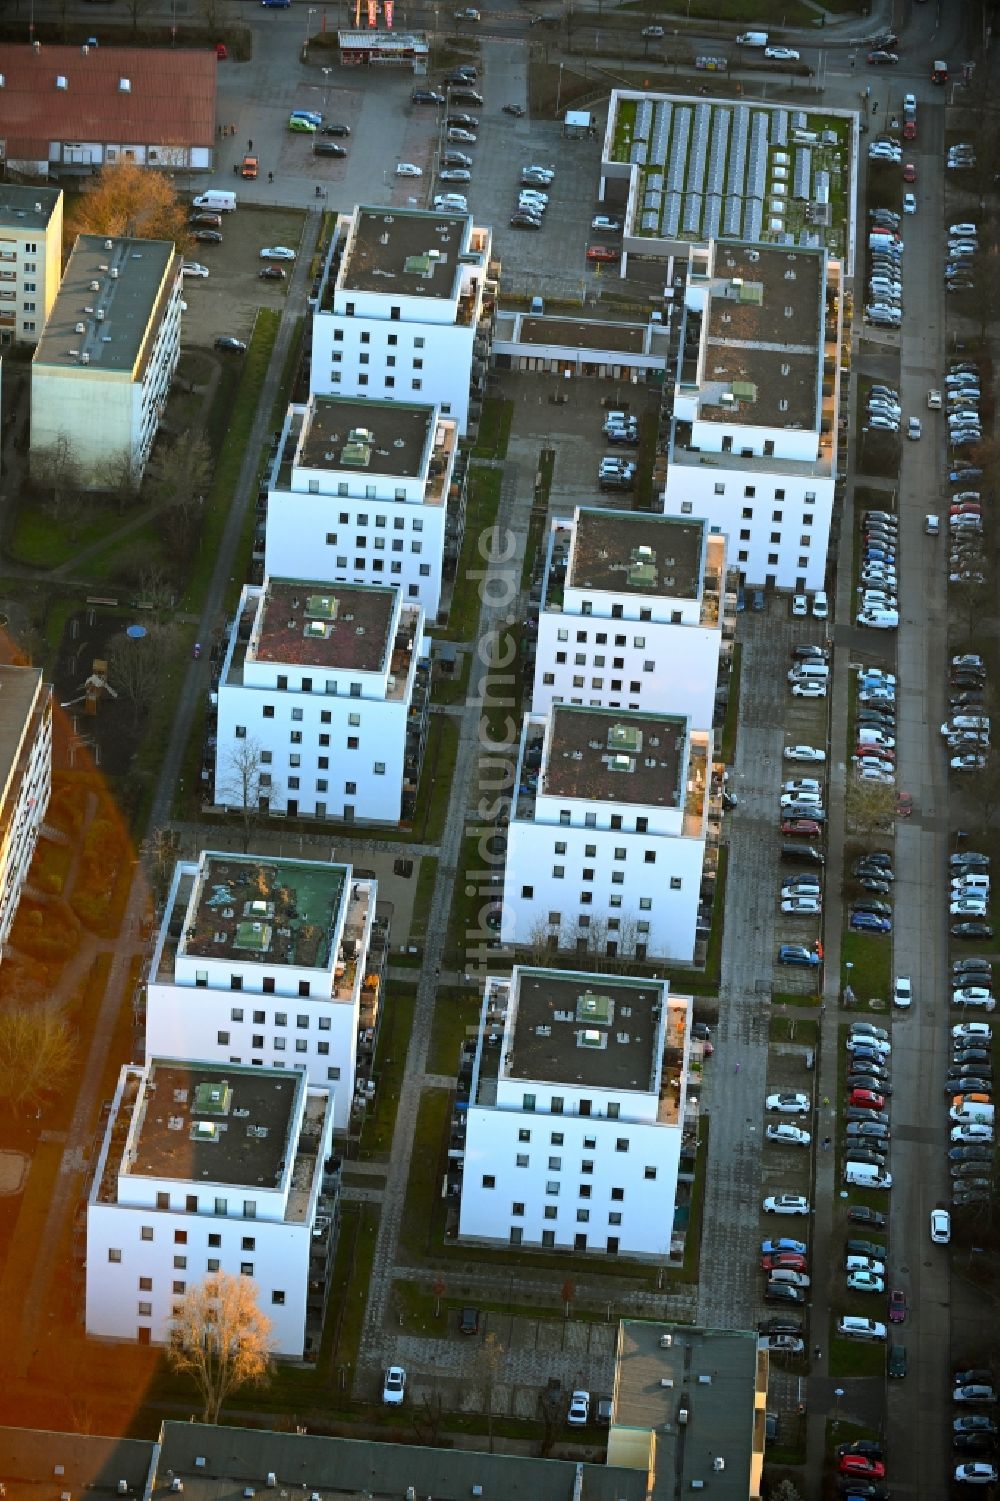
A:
[7,498,139,570]
[414,714,460,844]
[408,856,439,947]
[446,465,503,641]
[180,307,281,612]
[841,930,892,1003]
[359,984,417,1159]
[426,986,481,1074]
[471,398,514,460]
[432,652,471,706]
[444,831,489,970]
[827,1327,887,1379]
[702,844,728,987]
[769,1015,819,1044]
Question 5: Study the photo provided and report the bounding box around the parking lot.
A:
[180,204,305,347]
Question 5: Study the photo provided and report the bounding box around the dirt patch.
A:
[0,1152,28,1195]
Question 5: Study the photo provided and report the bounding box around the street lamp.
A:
[304,6,317,50]
[322,65,333,116]
[833,1387,844,1424]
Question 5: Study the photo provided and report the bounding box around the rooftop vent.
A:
[55,75,68,89]
[119,77,131,92]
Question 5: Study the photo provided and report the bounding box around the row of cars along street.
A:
[856,505,899,631]
[946,840,995,1228]
[865,204,904,329]
[598,408,638,493]
[510,162,556,231]
[942,653,990,779]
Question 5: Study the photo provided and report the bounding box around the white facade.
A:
[86,1060,336,1356]
[532,509,729,727]
[0,666,52,960]
[263,394,458,621]
[214,578,427,825]
[311,205,497,436]
[144,852,376,1133]
[660,240,842,593]
[501,705,713,963]
[30,234,182,489]
[459,968,693,1258]
[0,186,63,346]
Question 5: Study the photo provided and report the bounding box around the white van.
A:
[953,874,991,893]
[925,514,940,535]
[193,190,236,212]
[844,1160,893,1189]
[811,591,828,619]
[788,662,830,683]
[950,1100,995,1124]
[736,30,768,46]
[838,1316,887,1341]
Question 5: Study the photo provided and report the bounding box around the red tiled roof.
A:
[0,45,216,157]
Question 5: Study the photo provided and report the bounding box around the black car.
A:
[845,1107,890,1125]
[214,335,247,352]
[510,213,542,229]
[314,141,347,157]
[953,958,994,975]
[848,1207,887,1229]
[459,1306,480,1334]
[953,1161,996,1178]
[412,88,445,104]
[954,1433,998,1455]
[846,1238,887,1258]
[953,922,995,939]
[321,122,351,135]
[847,1069,891,1090]
[190,212,223,227]
[193,229,223,243]
[844,1146,888,1167]
[764,1282,806,1305]
[447,113,479,127]
[260,266,286,280]
[949,1145,994,1162]
[846,1120,890,1139]
[792,644,830,661]
[945,1078,993,1095]
[955,1417,998,1434]
[857,852,894,870]
[837,1440,884,1460]
[836,1482,889,1501]
[954,1051,992,1069]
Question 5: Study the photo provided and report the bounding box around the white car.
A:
[952,1124,994,1143]
[951,901,990,918]
[763,1194,810,1215]
[908,416,922,439]
[766,1092,811,1114]
[846,1036,890,1055]
[955,1464,998,1486]
[847,1270,885,1293]
[567,1390,590,1425]
[954,1023,993,1042]
[765,45,800,60]
[434,195,468,211]
[383,1365,406,1404]
[951,223,978,237]
[845,1255,886,1275]
[893,976,912,1009]
[396,162,423,177]
[953,988,995,1006]
[930,1208,952,1244]
[524,165,555,182]
[181,262,210,278]
[780,792,822,809]
[260,246,296,261]
[781,897,821,915]
[766,1123,811,1146]
[784,745,826,763]
[591,215,622,232]
[953,754,988,771]
[791,594,809,616]
[903,192,916,215]
[791,681,827,698]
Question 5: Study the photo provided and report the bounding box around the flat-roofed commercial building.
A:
[145,851,380,1132]
[0,185,62,345]
[501,704,716,963]
[532,508,735,727]
[660,239,841,593]
[264,394,461,621]
[312,205,498,435]
[30,233,182,488]
[214,579,428,825]
[86,1059,337,1355]
[609,1320,768,1499]
[459,967,696,1259]
[0,666,52,961]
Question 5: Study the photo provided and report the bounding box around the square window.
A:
[272,1291,285,1306]
[516,1153,529,1167]
[543,1205,557,1220]
[482,1174,496,1188]
[611,1187,624,1202]
[518,1128,531,1142]
[512,1201,524,1216]
[545,1181,560,1196]
[108,1248,122,1263]
[645,1166,657,1180]
[670,876,682,890]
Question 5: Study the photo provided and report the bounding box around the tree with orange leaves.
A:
[67,161,189,250]
[167,1272,276,1423]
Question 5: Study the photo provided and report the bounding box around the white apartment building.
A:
[86,1059,336,1356]
[214,578,428,826]
[501,704,713,963]
[312,204,498,435]
[532,508,733,727]
[144,851,377,1133]
[660,240,842,593]
[0,185,63,346]
[31,233,182,489]
[0,666,52,961]
[459,967,694,1259]
[263,394,459,621]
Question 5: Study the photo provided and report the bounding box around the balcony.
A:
[513,723,546,823]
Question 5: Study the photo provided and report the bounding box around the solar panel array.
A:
[622,98,846,248]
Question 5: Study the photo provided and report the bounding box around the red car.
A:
[761,1251,808,1273]
[888,1289,907,1323]
[951,504,983,517]
[838,1456,886,1479]
[849,1088,886,1110]
[895,792,913,818]
[903,162,916,182]
[780,818,823,837]
[855,744,895,761]
[586,244,621,263]
[903,119,917,140]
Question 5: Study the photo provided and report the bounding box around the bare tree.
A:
[167,1272,275,1422]
[845,775,896,835]
[967,754,1000,830]
[218,738,280,850]
[561,1278,576,1318]
[538,1383,571,1456]
[144,825,181,904]
[769,1483,805,1501]
[30,434,83,526]
[135,565,178,619]
[477,1331,504,1453]
[150,429,212,556]
[411,1388,446,1447]
[952,578,992,644]
[432,1275,446,1316]
[106,624,178,725]
[0,1005,76,1114]
[972,249,1000,342]
[94,447,142,510]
